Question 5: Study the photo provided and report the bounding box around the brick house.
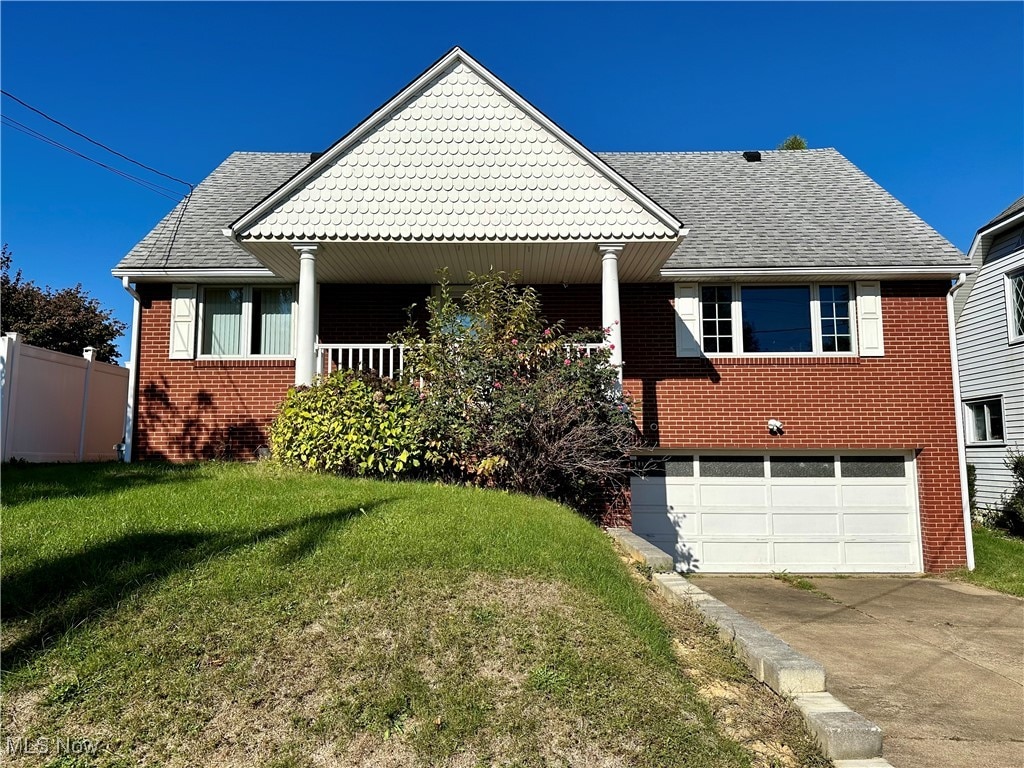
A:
[113,48,974,574]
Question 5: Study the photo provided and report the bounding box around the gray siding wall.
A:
[957,246,1024,509]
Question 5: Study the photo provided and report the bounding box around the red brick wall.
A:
[534,285,602,332]
[134,279,966,571]
[318,284,430,343]
[618,281,966,572]
[134,284,295,461]
[134,284,431,462]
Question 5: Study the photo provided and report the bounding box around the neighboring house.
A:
[956,196,1024,510]
[113,48,974,574]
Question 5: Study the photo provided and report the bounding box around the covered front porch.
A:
[293,246,634,386]
[310,279,608,380]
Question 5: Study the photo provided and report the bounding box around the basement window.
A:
[965,398,1004,444]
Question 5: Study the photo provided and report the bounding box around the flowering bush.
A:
[393,270,637,511]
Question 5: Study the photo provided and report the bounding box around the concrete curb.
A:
[607,527,674,572]
[793,693,884,761]
[651,572,885,761]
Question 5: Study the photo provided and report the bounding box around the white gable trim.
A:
[227,47,682,239]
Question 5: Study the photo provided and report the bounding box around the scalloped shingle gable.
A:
[238,61,677,243]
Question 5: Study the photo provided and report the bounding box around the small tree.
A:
[394,270,637,512]
[778,135,808,150]
[1,244,126,362]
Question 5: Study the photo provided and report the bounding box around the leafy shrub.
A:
[974,449,1024,538]
[269,369,424,478]
[999,449,1024,538]
[393,270,637,511]
[967,463,977,512]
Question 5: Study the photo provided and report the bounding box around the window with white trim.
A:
[1007,270,1024,343]
[198,286,295,358]
[965,398,1004,444]
[694,283,856,354]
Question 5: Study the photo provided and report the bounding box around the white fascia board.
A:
[111,268,278,280]
[964,208,1024,266]
[975,208,1024,239]
[227,47,682,240]
[659,265,976,280]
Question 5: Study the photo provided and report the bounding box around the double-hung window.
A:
[965,398,1004,444]
[696,284,855,354]
[199,286,295,357]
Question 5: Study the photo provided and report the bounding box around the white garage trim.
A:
[630,451,922,574]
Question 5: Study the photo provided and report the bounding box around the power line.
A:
[1,115,182,201]
[1,89,194,193]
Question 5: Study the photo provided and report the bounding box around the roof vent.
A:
[310,152,325,164]
[742,151,762,163]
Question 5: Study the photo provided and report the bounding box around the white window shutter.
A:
[855,281,884,356]
[169,284,197,359]
[674,283,702,357]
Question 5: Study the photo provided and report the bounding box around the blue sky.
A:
[2,2,1022,361]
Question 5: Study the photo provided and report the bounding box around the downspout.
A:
[947,272,974,570]
[121,276,142,463]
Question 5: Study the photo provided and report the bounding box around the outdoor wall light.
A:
[767,419,784,435]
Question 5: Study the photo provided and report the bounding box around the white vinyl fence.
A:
[0,332,129,462]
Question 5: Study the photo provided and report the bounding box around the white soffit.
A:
[232,49,680,244]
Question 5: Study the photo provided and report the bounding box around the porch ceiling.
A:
[243,240,677,284]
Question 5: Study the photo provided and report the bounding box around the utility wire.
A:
[1,89,194,192]
[1,115,182,201]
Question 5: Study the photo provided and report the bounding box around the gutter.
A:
[121,276,142,463]
[947,272,975,571]
[660,265,976,280]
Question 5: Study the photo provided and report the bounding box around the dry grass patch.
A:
[639,575,832,768]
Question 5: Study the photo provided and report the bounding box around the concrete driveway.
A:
[689,576,1024,768]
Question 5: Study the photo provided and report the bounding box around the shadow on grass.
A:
[1,462,204,506]
[0,500,389,672]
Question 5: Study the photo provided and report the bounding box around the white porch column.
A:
[599,243,624,382]
[294,243,318,386]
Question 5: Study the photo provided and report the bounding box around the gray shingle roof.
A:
[115,147,967,274]
[116,152,310,271]
[982,194,1024,231]
[598,149,966,270]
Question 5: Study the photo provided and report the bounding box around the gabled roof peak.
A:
[228,47,681,242]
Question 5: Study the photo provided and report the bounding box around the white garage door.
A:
[630,453,922,573]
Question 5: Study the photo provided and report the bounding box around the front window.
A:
[740,285,812,352]
[699,283,854,354]
[966,399,1004,444]
[700,286,734,353]
[200,286,294,357]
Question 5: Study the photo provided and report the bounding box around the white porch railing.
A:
[566,343,606,358]
[316,344,406,379]
[315,342,607,380]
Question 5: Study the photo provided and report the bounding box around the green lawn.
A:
[1,462,826,768]
[950,526,1024,597]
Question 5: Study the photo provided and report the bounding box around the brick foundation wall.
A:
[618,280,967,572]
